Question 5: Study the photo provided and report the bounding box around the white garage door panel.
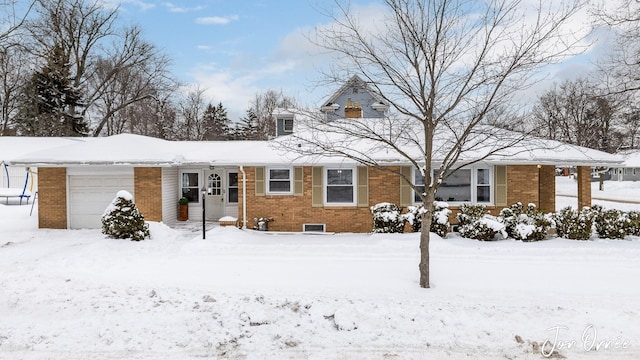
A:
[69,175,134,229]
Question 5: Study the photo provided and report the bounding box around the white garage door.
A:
[68,175,134,229]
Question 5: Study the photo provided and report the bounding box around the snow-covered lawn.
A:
[1,179,640,359]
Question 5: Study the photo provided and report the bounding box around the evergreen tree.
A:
[14,44,88,136]
[236,108,259,140]
[102,190,150,241]
[203,102,230,140]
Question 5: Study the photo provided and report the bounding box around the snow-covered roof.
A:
[620,150,640,168]
[6,125,623,167]
[0,137,90,164]
[274,117,623,167]
[8,134,288,167]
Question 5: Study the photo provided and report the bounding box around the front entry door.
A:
[205,169,225,220]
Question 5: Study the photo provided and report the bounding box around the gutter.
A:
[240,166,247,229]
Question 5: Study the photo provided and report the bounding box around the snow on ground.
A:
[1,179,640,359]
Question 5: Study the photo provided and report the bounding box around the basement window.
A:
[303,224,326,232]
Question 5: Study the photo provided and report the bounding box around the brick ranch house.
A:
[8,77,622,232]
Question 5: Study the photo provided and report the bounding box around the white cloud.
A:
[164,2,205,13]
[195,15,239,25]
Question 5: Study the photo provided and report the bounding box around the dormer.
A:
[274,108,295,137]
[320,75,389,120]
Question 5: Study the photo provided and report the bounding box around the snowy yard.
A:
[1,178,640,359]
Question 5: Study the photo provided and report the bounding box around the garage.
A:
[68,173,134,229]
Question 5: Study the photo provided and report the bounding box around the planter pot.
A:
[178,204,188,221]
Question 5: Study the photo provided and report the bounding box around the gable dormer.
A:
[321,75,389,121]
[274,108,295,137]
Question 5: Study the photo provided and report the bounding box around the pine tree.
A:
[237,108,259,140]
[14,44,88,136]
[101,190,150,241]
[203,102,230,140]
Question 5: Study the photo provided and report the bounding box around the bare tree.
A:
[177,85,209,140]
[283,0,585,288]
[25,0,177,137]
[249,89,297,139]
[593,0,640,94]
[0,46,29,135]
[0,0,36,46]
[532,78,625,152]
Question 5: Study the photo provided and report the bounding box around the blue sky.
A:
[110,0,610,121]
[113,0,349,119]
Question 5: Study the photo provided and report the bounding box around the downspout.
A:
[240,165,247,229]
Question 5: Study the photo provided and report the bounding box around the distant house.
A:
[6,78,623,232]
[609,150,640,181]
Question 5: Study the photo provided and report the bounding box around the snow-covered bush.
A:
[592,205,628,239]
[457,204,505,241]
[371,202,405,233]
[403,202,451,237]
[626,211,640,236]
[102,190,150,241]
[552,206,595,240]
[499,203,553,242]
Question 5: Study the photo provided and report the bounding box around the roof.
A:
[0,137,89,164]
[274,117,623,167]
[6,124,623,167]
[620,150,640,168]
[322,75,387,107]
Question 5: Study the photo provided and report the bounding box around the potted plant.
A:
[178,197,189,221]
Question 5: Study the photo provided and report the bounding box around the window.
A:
[326,168,355,205]
[283,118,293,133]
[414,166,492,204]
[208,173,221,195]
[476,168,491,202]
[414,168,425,202]
[228,172,238,203]
[303,224,326,232]
[181,172,199,203]
[267,168,292,194]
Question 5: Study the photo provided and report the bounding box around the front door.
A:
[205,169,225,220]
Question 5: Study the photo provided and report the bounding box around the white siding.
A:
[1,166,37,192]
[162,167,178,225]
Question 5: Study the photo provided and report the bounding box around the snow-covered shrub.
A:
[403,205,427,233]
[403,202,451,236]
[431,201,451,237]
[552,206,595,240]
[371,202,405,233]
[252,217,273,231]
[626,211,640,236]
[499,203,553,242]
[102,190,150,241]
[592,205,628,239]
[457,204,505,241]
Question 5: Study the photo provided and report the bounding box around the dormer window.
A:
[352,87,359,94]
[276,116,294,136]
[284,118,293,133]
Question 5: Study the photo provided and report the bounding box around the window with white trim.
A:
[267,168,292,194]
[228,172,238,203]
[325,168,356,205]
[283,118,293,133]
[181,172,199,203]
[414,166,492,204]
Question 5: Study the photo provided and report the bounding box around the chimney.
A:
[344,100,362,119]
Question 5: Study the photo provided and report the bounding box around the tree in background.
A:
[203,102,231,140]
[234,108,259,140]
[22,0,177,137]
[248,89,296,140]
[594,0,640,94]
[532,78,625,153]
[14,44,88,136]
[282,0,585,288]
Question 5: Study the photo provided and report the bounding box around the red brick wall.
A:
[38,167,67,229]
[577,166,591,209]
[134,167,163,222]
[239,164,557,232]
[239,166,403,232]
